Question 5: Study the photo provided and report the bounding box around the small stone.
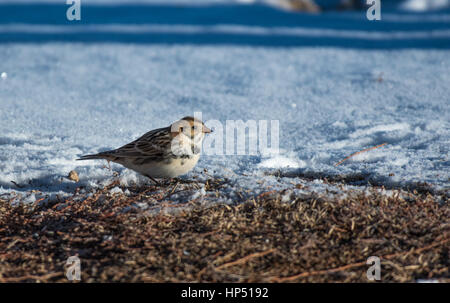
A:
[1,72,7,79]
[68,170,79,182]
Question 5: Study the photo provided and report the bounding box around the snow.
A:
[109,186,123,195]
[0,0,449,202]
[401,0,449,12]
[258,154,307,169]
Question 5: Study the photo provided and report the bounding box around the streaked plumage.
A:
[77,116,212,180]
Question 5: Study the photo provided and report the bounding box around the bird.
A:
[77,116,212,183]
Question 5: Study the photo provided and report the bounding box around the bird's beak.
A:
[203,125,212,133]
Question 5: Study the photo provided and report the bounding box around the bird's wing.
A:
[101,127,171,160]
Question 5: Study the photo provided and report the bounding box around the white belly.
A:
[120,155,200,178]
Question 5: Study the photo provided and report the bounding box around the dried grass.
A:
[0,181,448,283]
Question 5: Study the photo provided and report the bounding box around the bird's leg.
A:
[145,175,160,186]
[102,160,112,171]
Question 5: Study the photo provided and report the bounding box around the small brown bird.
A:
[77,116,212,182]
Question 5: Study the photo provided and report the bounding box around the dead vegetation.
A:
[0,181,448,283]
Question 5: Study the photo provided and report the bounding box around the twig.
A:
[271,235,449,282]
[215,248,276,270]
[163,181,180,199]
[335,143,387,167]
[256,190,277,200]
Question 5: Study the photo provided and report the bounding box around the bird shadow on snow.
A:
[0,3,449,49]
[3,173,81,196]
[2,167,133,196]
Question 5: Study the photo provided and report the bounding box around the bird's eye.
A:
[193,125,197,130]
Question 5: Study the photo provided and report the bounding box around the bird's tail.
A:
[77,153,110,161]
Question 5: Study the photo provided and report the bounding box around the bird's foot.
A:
[169,177,182,184]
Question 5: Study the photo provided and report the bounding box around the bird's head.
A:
[170,116,212,141]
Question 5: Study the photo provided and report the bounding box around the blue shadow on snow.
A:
[0,3,449,49]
